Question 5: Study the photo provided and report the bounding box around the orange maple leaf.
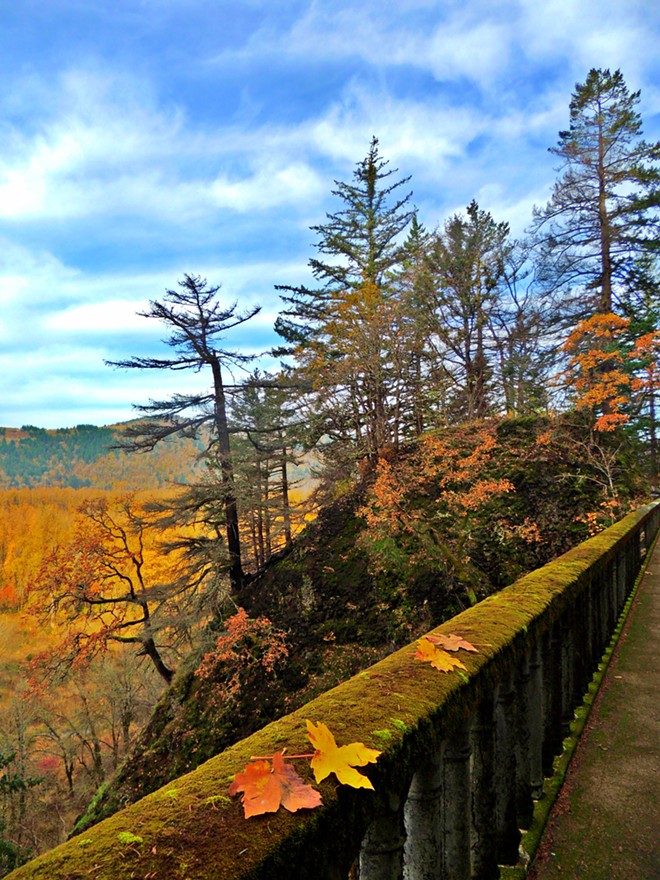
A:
[306,720,381,789]
[229,751,322,818]
[415,637,467,672]
[426,633,478,653]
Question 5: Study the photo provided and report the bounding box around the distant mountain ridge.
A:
[0,423,205,490]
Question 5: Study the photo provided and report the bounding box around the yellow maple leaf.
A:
[306,720,381,789]
[415,637,467,672]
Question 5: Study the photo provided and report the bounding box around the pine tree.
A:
[106,274,260,592]
[389,214,441,437]
[275,138,414,460]
[532,68,660,317]
[229,372,303,568]
[426,201,510,420]
[489,240,551,415]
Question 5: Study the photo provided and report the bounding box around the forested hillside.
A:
[0,424,205,490]
[71,413,647,832]
[0,67,658,877]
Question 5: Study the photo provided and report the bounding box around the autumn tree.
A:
[0,700,40,872]
[33,651,160,796]
[532,68,660,317]
[275,138,414,461]
[30,495,209,684]
[562,313,633,433]
[0,749,36,874]
[359,425,522,608]
[107,274,260,592]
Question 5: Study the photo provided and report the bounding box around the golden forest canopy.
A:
[0,487,179,610]
[0,424,209,610]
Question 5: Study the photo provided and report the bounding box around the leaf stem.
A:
[249,753,315,761]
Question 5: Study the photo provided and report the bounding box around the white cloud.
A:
[1,0,659,428]
[211,161,324,212]
[43,300,154,333]
[210,2,514,85]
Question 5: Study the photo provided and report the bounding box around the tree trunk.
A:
[597,107,613,314]
[210,356,244,592]
[280,438,293,548]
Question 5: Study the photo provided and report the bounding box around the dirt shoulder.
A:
[529,540,660,880]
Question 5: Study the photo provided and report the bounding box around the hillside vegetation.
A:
[72,414,648,833]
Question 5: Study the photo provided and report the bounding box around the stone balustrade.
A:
[8,501,660,880]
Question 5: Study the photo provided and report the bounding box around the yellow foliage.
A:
[306,719,380,789]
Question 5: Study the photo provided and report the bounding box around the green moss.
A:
[116,832,143,846]
[204,794,232,808]
[372,729,393,743]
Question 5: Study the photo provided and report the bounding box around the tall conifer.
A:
[532,68,660,316]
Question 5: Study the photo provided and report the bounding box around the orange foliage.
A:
[632,330,660,397]
[0,487,178,610]
[229,720,381,818]
[195,608,288,705]
[415,637,467,672]
[24,491,207,683]
[426,632,478,653]
[361,425,516,594]
[562,313,632,432]
[415,632,478,673]
[574,497,622,536]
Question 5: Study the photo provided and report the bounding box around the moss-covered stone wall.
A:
[6,503,659,880]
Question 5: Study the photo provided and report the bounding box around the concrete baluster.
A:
[560,610,576,732]
[359,789,406,880]
[513,654,534,829]
[631,534,641,583]
[570,591,587,698]
[584,579,599,672]
[470,700,498,880]
[528,641,545,800]
[541,623,563,775]
[442,723,472,880]
[494,671,520,865]
[616,551,627,617]
[403,748,443,880]
[606,560,618,632]
[595,569,609,658]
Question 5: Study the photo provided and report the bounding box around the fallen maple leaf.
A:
[229,751,322,818]
[306,720,381,790]
[426,633,478,653]
[415,637,467,672]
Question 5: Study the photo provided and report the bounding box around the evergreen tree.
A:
[229,372,303,568]
[275,138,414,461]
[489,240,551,415]
[388,214,442,437]
[532,68,660,317]
[107,274,260,592]
[426,201,510,419]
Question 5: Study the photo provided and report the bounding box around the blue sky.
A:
[1,0,659,428]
